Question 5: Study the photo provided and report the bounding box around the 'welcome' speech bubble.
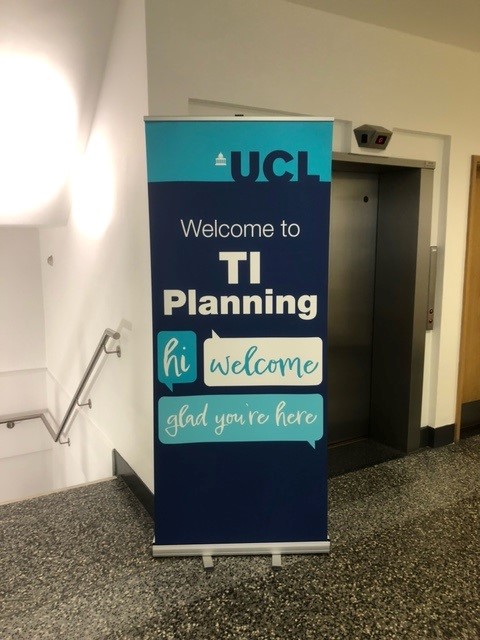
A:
[204,332,323,387]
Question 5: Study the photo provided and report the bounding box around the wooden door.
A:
[455,156,480,440]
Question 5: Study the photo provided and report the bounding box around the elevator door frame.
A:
[332,152,435,453]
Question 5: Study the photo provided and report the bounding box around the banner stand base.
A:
[201,553,281,572]
[202,555,214,571]
[152,540,331,562]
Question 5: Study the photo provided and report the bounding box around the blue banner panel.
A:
[145,118,332,553]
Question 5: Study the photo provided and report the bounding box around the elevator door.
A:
[328,171,379,444]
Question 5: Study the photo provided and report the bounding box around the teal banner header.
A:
[145,119,333,183]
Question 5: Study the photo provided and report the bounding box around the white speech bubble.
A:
[204,332,322,387]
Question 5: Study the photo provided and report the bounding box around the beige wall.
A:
[145,0,480,432]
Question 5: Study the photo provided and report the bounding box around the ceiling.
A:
[287,0,480,52]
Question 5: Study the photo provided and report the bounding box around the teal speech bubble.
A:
[157,331,197,391]
[158,394,323,448]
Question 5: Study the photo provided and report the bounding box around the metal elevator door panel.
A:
[328,171,379,443]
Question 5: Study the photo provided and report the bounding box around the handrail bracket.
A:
[104,344,121,357]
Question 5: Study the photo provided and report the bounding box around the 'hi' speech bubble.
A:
[157,331,197,391]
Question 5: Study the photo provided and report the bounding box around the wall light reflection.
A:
[71,131,115,239]
[0,53,77,223]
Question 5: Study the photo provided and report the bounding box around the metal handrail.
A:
[54,328,121,442]
[0,409,54,435]
[0,328,121,445]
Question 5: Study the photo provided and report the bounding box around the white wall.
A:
[39,0,152,488]
[0,228,46,416]
[145,0,480,431]
[0,417,53,503]
[0,228,51,501]
[21,0,480,492]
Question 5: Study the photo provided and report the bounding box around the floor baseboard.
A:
[112,450,154,519]
[420,424,455,448]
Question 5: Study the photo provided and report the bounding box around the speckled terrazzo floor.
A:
[1,437,479,640]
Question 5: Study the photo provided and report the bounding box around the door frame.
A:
[332,153,435,452]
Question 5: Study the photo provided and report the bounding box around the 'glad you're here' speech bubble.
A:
[158,393,323,448]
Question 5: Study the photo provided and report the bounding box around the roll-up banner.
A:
[145,117,333,558]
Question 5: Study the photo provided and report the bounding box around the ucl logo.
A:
[230,150,320,183]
